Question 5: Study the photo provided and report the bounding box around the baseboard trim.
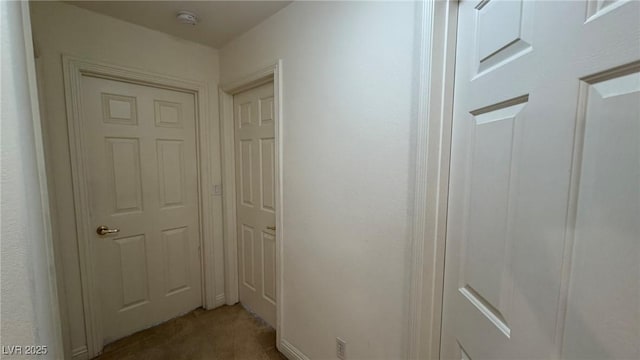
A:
[71,345,88,360]
[279,340,310,360]
[214,293,226,307]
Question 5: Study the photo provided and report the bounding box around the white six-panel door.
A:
[234,82,277,326]
[83,76,202,344]
[441,0,639,359]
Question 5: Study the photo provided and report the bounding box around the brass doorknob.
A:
[266,226,276,231]
[96,225,120,236]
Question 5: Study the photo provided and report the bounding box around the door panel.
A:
[240,139,254,207]
[562,67,640,359]
[461,97,528,340]
[242,224,256,290]
[260,138,276,213]
[474,0,534,75]
[442,0,640,359]
[156,139,186,208]
[234,82,277,326]
[105,137,143,213]
[83,76,202,344]
[162,226,191,296]
[262,231,277,304]
[114,234,149,310]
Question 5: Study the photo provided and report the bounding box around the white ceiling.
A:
[68,0,292,49]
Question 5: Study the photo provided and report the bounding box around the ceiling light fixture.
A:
[176,11,198,26]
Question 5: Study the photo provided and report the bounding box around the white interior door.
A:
[441,1,639,359]
[234,82,277,327]
[82,76,202,344]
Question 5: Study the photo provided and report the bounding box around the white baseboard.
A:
[279,339,310,360]
[71,345,88,360]
[214,293,226,307]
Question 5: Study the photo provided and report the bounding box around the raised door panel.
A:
[113,234,149,311]
[259,96,274,126]
[105,137,143,214]
[239,140,254,207]
[237,102,253,129]
[260,138,276,213]
[162,227,191,296]
[156,140,186,208]
[262,231,276,304]
[459,97,528,339]
[562,66,640,359]
[154,100,183,128]
[586,0,629,20]
[242,224,256,290]
[474,0,533,75]
[102,93,137,125]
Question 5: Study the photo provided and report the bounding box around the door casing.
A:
[406,1,459,359]
[218,61,284,350]
[62,55,217,358]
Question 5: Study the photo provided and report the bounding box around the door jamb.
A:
[218,61,284,346]
[62,55,217,358]
[406,1,458,359]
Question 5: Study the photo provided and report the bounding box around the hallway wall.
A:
[221,2,418,358]
[0,1,63,358]
[29,2,223,358]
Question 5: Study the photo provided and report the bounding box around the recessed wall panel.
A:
[106,137,143,214]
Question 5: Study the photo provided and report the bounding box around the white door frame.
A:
[62,55,217,358]
[218,61,283,344]
[406,1,459,359]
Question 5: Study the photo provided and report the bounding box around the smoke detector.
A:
[176,11,198,26]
